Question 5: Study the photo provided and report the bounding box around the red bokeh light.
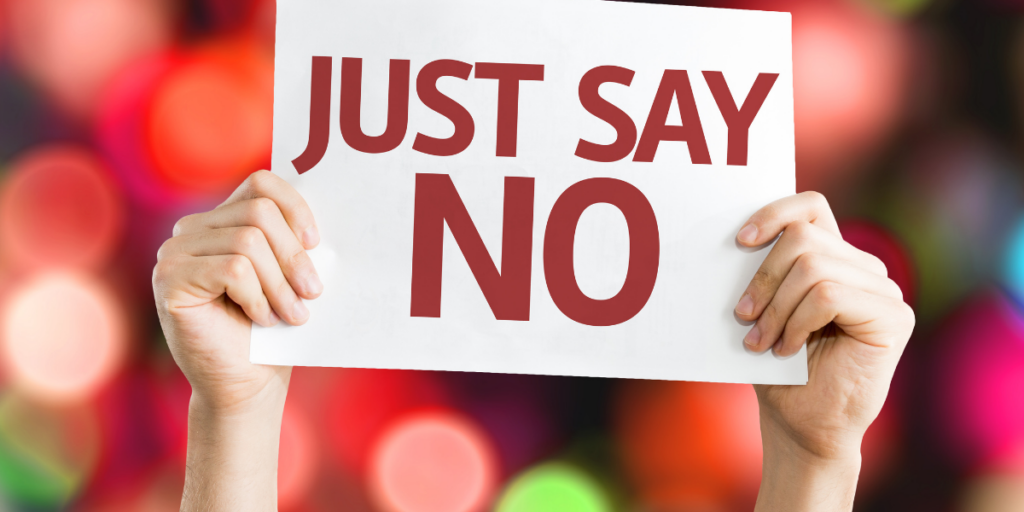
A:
[279,400,318,510]
[615,381,762,510]
[791,0,910,190]
[145,39,273,193]
[840,219,917,307]
[6,0,174,118]
[325,369,450,473]
[0,272,126,403]
[731,0,911,191]
[859,398,902,495]
[80,366,190,506]
[369,411,498,512]
[96,52,192,208]
[0,145,125,271]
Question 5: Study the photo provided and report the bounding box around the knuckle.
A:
[803,190,829,210]
[235,226,265,253]
[249,197,279,224]
[887,279,904,302]
[172,215,195,237]
[224,255,253,280]
[151,260,169,290]
[286,248,310,272]
[813,281,842,306]
[899,301,917,330]
[275,278,297,300]
[868,254,888,277]
[156,238,174,261]
[248,170,275,196]
[762,301,781,326]
[784,220,814,247]
[794,252,824,281]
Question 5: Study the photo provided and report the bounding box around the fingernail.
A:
[738,224,758,244]
[302,226,320,249]
[744,325,761,348]
[293,300,309,322]
[736,294,754,316]
[305,272,323,296]
[268,309,280,325]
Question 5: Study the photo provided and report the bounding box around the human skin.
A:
[152,171,914,511]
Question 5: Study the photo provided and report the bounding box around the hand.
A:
[154,170,321,413]
[152,170,321,511]
[734,192,915,511]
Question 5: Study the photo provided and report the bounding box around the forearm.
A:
[755,420,862,512]
[181,385,288,512]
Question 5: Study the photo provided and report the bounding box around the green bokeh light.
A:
[496,463,610,512]
[863,0,933,17]
[0,395,89,509]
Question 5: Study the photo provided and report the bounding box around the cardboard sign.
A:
[251,0,806,384]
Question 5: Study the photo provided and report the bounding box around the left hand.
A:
[735,192,914,510]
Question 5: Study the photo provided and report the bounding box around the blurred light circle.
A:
[932,291,1024,470]
[960,473,1024,512]
[496,463,609,512]
[83,366,189,498]
[0,273,126,403]
[96,52,196,209]
[0,145,125,270]
[7,0,173,118]
[1004,216,1024,302]
[862,0,933,17]
[792,0,910,189]
[0,393,100,508]
[327,369,449,472]
[278,401,318,510]
[202,0,267,32]
[369,411,497,512]
[730,0,910,190]
[614,381,761,509]
[859,398,901,495]
[145,40,273,193]
[840,220,917,307]
[443,373,560,476]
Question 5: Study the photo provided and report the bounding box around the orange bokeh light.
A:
[369,411,498,512]
[0,145,125,271]
[0,272,126,403]
[145,40,273,193]
[6,0,173,118]
[615,381,762,509]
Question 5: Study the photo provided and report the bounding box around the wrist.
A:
[183,376,290,511]
[756,418,862,512]
[190,372,291,420]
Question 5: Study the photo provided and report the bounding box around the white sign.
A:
[252,0,805,384]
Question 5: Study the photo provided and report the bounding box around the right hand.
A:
[153,170,322,415]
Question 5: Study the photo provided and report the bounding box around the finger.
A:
[774,282,915,357]
[168,227,311,325]
[157,254,279,327]
[735,221,888,321]
[173,198,323,299]
[180,170,320,249]
[737,191,839,247]
[743,254,904,352]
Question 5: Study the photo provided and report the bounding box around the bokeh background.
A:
[0,0,1021,510]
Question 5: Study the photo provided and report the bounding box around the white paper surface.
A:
[252,0,806,384]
